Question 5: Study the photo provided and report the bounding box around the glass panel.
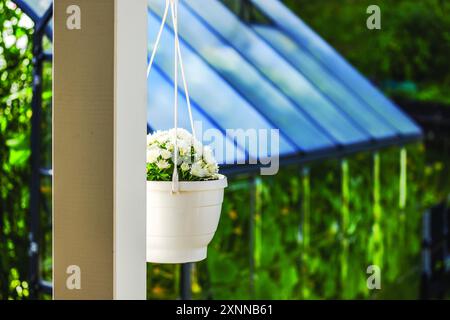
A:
[253,25,397,140]
[178,0,370,145]
[251,0,422,137]
[148,0,338,151]
[148,68,247,165]
[147,11,297,162]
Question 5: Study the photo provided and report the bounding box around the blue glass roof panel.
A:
[253,25,397,140]
[149,1,338,151]
[184,0,384,143]
[250,0,422,138]
[148,11,297,160]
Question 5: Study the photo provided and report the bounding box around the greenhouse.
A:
[1,0,449,300]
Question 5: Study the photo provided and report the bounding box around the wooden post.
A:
[53,0,147,299]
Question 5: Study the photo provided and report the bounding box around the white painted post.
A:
[53,0,147,300]
[113,0,148,300]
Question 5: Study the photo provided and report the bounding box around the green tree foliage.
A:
[0,0,52,299]
[283,0,450,103]
[0,0,34,300]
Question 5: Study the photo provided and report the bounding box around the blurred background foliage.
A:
[0,0,52,299]
[283,0,450,104]
[149,144,449,299]
[0,0,34,299]
[1,0,449,299]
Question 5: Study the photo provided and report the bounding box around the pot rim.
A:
[147,174,227,192]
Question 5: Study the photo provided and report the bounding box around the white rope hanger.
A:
[147,0,197,193]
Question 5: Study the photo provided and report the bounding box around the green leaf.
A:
[9,149,30,167]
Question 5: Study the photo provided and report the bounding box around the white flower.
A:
[171,128,191,141]
[180,162,190,172]
[166,138,189,156]
[202,146,216,165]
[177,140,191,156]
[148,130,169,145]
[205,163,219,176]
[147,129,219,181]
[147,147,160,163]
[160,149,172,160]
[193,141,202,154]
[147,135,157,145]
[156,159,170,170]
[190,161,208,178]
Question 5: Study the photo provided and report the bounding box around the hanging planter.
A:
[146,129,227,263]
[146,0,227,263]
[147,174,227,263]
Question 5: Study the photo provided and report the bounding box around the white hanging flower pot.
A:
[145,128,228,263]
[146,0,228,263]
[146,175,227,263]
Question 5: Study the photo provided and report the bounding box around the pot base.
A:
[147,247,207,264]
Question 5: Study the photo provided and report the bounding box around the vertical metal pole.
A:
[300,167,310,299]
[420,210,432,299]
[340,159,350,290]
[28,4,53,299]
[238,0,254,22]
[399,148,407,247]
[29,28,44,301]
[254,177,262,270]
[249,175,256,298]
[371,152,383,269]
[180,263,192,300]
[443,207,449,274]
[399,148,407,210]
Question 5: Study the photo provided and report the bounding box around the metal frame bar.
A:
[30,2,53,300]
[420,204,450,299]
[220,133,422,176]
[249,175,256,298]
[238,0,254,22]
[180,263,192,300]
[13,0,53,39]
